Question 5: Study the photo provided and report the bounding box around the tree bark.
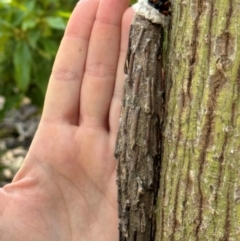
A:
[155,0,240,240]
[115,14,164,241]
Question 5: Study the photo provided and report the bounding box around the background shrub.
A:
[0,0,137,119]
[0,0,76,119]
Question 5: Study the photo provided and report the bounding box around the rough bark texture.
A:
[115,14,164,241]
[156,0,240,240]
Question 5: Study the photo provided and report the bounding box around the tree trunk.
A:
[155,0,240,240]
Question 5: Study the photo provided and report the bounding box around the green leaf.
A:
[22,18,37,31]
[45,16,66,30]
[41,38,58,56]
[0,0,11,5]
[0,19,14,29]
[56,10,71,19]
[27,86,44,107]
[25,1,35,11]
[12,11,25,27]
[27,29,41,48]
[13,41,32,92]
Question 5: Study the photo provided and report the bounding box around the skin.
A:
[0,0,133,240]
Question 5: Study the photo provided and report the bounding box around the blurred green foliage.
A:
[0,0,137,120]
[0,0,76,119]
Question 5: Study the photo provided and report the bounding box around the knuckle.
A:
[85,63,116,78]
[51,68,81,82]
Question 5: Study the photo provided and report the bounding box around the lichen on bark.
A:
[156,0,240,240]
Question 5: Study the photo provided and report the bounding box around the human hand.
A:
[0,0,133,240]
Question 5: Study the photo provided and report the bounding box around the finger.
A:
[109,8,134,142]
[42,0,99,124]
[79,0,130,129]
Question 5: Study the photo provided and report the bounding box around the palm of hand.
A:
[0,0,133,240]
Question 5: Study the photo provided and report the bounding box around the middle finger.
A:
[79,0,129,129]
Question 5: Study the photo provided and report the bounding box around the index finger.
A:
[42,0,99,124]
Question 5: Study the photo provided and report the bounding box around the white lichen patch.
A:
[133,0,169,27]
